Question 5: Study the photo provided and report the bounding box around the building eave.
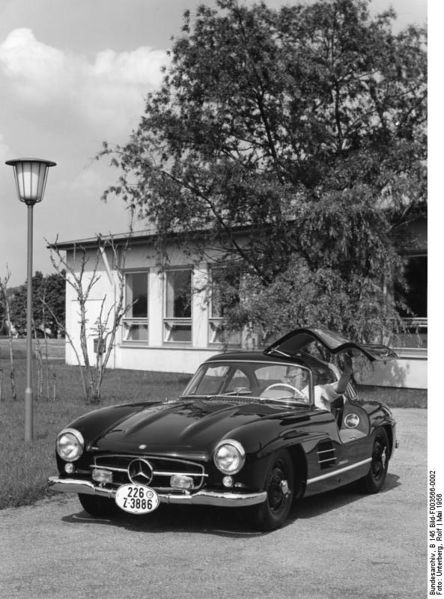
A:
[46,222,272,252]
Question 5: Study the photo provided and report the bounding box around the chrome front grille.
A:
[91,454,207,492]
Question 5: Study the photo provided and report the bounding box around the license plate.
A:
[115,484,159,515]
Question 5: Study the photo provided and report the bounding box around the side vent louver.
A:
[317,440,336,470]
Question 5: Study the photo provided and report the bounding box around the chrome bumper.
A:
[47,476,266,508]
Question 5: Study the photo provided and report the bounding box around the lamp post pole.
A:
[25,202,34,441]
[6,158,56,442]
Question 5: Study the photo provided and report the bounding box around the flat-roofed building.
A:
[52,217,427,389]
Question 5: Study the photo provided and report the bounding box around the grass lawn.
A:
[0,352,426,510]
[0,356,190,510]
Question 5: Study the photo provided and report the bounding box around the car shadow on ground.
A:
[60,472,400,538]
[293,472,400,521]
[63,503,265,537]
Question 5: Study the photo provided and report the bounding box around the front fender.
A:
[224,416,325,492]
[54,402,156,473]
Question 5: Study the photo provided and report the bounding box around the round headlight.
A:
[213,439,245,475]
[56,428,84,462]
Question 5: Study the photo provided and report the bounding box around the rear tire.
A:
[359,429,390,493]
[251,450,294,531]
[78,493,118,517]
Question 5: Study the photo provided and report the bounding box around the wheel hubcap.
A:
[280,479,290,496]
[268,465,290,512]
[372,441,387,480]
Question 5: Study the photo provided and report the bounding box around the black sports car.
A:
[48,328,397,531]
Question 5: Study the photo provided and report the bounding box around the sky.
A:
[0,0,428,287]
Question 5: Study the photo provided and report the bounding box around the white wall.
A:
[64,242,218,371]
[65,249,119,368]
[355,354,427,390]
[117,346,217,374]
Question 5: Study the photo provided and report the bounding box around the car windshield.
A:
[182,361,311,405]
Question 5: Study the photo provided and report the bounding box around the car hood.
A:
[264,327,398,362]
[91,398,299,456]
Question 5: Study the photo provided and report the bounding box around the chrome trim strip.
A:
[89,465,208,478]
[47,477,266,507]
[90,465,128,473]
[152,470,209,478]
[161,490,266,507]
[94,454,205,470]
[94,454,205,465]
[307,458,372,485]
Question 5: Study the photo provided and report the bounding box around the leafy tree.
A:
[9,271,66,336]
[0,271,17,400]
[0,293,3,331]
[100,0,426,343]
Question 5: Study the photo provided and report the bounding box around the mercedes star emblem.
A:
[128,458,154,485]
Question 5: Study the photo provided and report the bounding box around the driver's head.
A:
[284,366,308,388]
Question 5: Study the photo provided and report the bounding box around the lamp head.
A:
[6,158,56,205]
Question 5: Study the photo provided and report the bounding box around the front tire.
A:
[251,450,294,531]
[359,429,390,493]
[78,493,118,518]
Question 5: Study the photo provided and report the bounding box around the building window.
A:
[164,268,192,343]
[394,254,427,349]
[122,272,148,342]
[208,266,241,346]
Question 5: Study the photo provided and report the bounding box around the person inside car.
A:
[312,353,353,411]
[283,366,310,396]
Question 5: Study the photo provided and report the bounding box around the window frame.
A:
[393,252,427,353]
[163,266,193,345]
[121,269,149,345]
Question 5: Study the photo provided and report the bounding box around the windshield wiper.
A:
[260,396,308,406]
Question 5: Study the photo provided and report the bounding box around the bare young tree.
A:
[0,269,17,401]
[33,331,53,401]
[48,235,131,403]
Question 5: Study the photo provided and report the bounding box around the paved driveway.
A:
[0,409,426,599]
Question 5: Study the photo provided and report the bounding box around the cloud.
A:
[0,28,65,103]
[93,47,167,85]
[0,28,169,137]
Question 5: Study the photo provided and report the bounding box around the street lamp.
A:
[6,158,56,442]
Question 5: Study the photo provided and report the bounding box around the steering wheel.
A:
[261,383,306,400]
[225,387,251,396]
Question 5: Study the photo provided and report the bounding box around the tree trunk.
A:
[4,304,17,401]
